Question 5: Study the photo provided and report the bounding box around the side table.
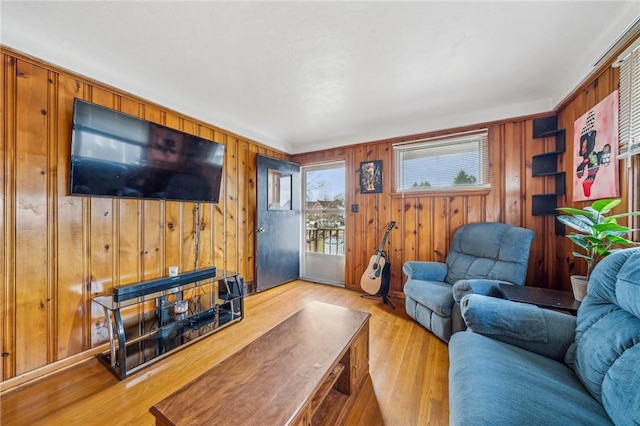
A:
[499,284,581,315]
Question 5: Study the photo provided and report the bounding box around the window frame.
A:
[392,129,490,195]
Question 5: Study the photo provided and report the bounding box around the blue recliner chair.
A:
[402,222,535,342]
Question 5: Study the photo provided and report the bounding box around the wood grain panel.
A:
[504,122,524,226]
[485,123,504,223]
[2,53,17,379]
[237,139,249,281]
[225,137,238,274]
[14,60,50,373]
[432,197,449,262]
[245,143,258,287]
[345,149,358,288]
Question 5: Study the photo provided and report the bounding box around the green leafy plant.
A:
[557,198,640,279]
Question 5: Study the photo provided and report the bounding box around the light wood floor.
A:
[0,281,449,425]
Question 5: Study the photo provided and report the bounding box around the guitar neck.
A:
[373,221,396,261]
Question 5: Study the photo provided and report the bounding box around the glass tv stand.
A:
[92,268,243,380]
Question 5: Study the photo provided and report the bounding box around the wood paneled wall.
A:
[292,64,638,298]
[0,47,288,383]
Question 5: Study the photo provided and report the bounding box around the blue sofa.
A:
[448,247,640,425]
[403,222,534,342]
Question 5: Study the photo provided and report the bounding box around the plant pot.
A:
[570,275,588,301]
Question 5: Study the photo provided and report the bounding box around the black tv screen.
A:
[70,99,225,203]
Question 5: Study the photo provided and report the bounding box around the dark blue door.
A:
[256,154,301,292]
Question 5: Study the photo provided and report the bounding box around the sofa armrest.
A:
[460,294,577,361]
[402,261,447,282]
[452,279,512,302]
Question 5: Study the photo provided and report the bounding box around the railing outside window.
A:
[306,227,345,255]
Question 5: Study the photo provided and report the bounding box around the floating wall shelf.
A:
[531,116,566,235]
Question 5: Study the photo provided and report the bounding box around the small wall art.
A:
[360,160,383,194]
[572,90,619,201]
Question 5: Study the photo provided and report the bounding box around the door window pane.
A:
[304,166,345,255]
[268,170,292,210]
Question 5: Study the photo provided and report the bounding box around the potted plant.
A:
[557,198,640,301]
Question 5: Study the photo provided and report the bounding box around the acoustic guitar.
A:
[360,221,396,295]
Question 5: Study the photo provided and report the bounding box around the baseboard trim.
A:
[0,343,109,394]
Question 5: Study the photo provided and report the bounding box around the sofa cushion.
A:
[404,279,454,317]
[450,331,612,426]
[565,248,640,425]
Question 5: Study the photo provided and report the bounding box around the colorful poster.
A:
[572,90,619,201]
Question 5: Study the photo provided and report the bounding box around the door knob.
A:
[256,227,265,233]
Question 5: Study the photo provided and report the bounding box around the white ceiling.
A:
[1,1,639,154]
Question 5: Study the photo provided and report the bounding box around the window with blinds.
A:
[393,130,490,192]
[617,39,640,159]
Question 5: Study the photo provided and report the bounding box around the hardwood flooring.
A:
[0,281,449,425]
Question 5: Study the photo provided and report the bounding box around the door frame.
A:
[300,160,346,286]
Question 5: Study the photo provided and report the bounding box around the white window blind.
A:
[617,39,640,159]
[393,130,489,192]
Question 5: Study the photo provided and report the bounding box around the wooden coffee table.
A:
[499,284,581,315]
[150,301,371,426]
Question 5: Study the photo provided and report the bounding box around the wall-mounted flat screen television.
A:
[70,99,225,203]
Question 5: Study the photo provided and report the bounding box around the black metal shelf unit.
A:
[531,116,566,235]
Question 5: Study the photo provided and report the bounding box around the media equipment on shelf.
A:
[360,221,396,308]
[69,98,225,203]
[113,266,217,302]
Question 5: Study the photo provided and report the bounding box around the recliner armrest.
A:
[452,279,512,302]
[402,261,447,282]
[460,294,577,361]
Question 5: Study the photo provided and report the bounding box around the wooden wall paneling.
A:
[86,89,117,347]
[449,196,465,236]
[377,144,395,288]
[415,196,432,263]
[432,198,449,262]
[2,53,17,379]
[466,195,484,223]
[181,200,198,272]
[162,197,182,276]
[389,196,404,296]
[212,131,226,274]
[46,71,58,363]
[179,119,198,272]
[503,122,525,226]
[237,139,249,281]
[522,117,550,287]
[195,125,216,270]
[246,143,258,288]
[345,147,358,289]
[485,123,504,223]
[0,53,6,380]
[225,137,238,274]
[14,60,50,374]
